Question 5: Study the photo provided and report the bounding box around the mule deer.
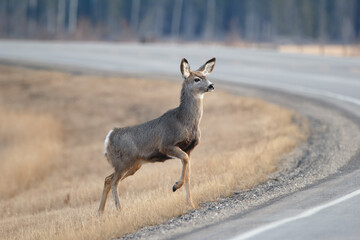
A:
[98,57,216,214]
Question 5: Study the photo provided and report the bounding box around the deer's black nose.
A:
[208,84,215,91]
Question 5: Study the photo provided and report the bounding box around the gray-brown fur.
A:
[98,58,216,214]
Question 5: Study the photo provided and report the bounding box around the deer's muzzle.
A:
[207,83,215,91]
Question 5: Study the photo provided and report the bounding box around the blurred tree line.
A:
[0,0,359,44]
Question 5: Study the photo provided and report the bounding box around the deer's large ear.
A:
[197,58,216,75]
[180,58,191,78]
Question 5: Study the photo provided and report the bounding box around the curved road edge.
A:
[120,81,360,240]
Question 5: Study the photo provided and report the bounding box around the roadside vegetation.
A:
[0,65,307,239]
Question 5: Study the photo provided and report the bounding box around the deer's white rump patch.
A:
[104,129,113,155]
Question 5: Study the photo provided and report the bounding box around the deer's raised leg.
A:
[162,146,189,192]
[173,159,188,192]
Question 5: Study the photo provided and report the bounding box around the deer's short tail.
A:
[104,129,114,156]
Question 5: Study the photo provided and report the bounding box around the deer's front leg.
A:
[173,158,188,192]
[185,162,195,208]
[162,146,189,192]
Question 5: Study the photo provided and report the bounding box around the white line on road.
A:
[230,189,360,240]
[222,73,360,240]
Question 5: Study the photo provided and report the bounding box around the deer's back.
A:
[105,107,200,168]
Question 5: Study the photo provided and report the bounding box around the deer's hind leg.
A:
[111,170,125,211]
[98,173,114,215]
[121,162,142,180]
[110,162,142,211]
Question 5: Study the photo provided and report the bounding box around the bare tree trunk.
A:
[56,0,66,35]
[318,0,327,55]
[293,0,303,45]
[27,0,38,37]
[183,1,195,40]
[203,0,216,40]
[130,0,141,35]
[155,0,165,39]
[11,0,27,38]
[171,0,183,39]
[0,0,9,36]
[68,0,78,34]
[106,1,121,39]
[339,0,355,56]
[245,2,255,41]
[46,1,57,35]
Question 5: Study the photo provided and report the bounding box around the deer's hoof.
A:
[188,201,195,208]
[173,181,184,192]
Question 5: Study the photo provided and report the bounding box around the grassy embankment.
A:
[0,66,307,239]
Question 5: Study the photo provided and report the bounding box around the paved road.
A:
[1,40,359,108]
[0,40,359,239]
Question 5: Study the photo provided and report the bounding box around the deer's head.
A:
[180,58,216,98]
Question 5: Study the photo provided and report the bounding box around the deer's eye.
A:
[194,78,201,83]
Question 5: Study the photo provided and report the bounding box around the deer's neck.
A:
[179,87,203,127]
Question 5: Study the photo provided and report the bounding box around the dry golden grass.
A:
[0,65,307,240]
[0,107,63,199]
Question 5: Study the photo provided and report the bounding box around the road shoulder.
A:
[121,83,360,240]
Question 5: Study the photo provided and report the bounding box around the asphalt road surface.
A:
[0,40,359,239]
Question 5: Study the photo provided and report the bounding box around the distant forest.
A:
[1,0,359,44]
